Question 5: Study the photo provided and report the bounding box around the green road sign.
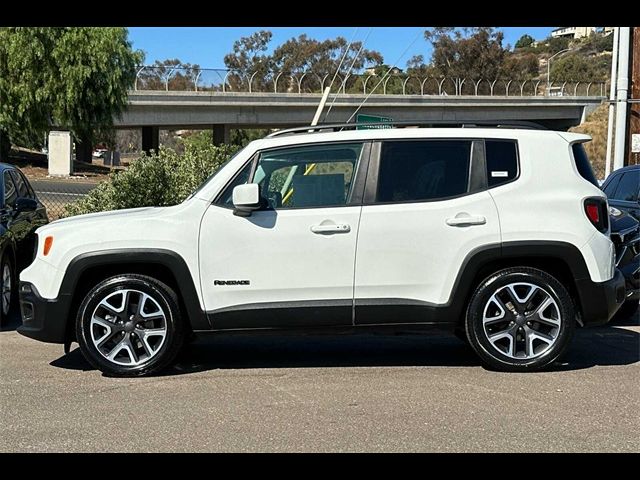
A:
[356,114,393,130]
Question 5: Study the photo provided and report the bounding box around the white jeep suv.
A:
[18,125,626,376]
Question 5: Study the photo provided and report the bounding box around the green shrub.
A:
[63,141,239,217]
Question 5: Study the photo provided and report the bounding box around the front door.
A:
[199,141,369,329]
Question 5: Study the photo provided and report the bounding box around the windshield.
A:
[185,149,242,201]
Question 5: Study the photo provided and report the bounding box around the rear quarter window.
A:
[486,140,519,187]
[571,143,599,187]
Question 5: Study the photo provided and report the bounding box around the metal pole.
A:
[626,27,640,166]
[605,27,620,178]
[311,87,331,126]
[614,28,631,171]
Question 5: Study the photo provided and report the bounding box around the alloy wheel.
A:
[2,263,11,316]
[89,289,168,366]
[482,282,561,359]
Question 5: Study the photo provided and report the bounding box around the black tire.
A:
[76,274,184,377]
[0,253,16,326]
[465,267,575,372]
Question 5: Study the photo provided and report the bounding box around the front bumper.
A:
[17,282,70,344]
[575,269,626,326]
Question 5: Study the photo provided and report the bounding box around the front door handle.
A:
[310,223,351,234]
[446,215,487,227]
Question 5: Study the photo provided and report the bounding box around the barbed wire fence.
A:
[133,65,609,97]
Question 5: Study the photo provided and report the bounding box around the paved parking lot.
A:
[1,310,638,452]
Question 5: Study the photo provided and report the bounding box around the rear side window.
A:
[10,170,33,199]
[3,171,17,207]
[376,140,471,203]
[486,140,518,187]
[572,143,599,187]
[611,171,639,202]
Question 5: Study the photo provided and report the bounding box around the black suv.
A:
[602,165,640,221]
[0,163,49,324]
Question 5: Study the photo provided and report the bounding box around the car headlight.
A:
[609,206,622,217]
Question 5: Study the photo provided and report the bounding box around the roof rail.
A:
[266,120,548,138]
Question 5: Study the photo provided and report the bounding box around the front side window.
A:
[251,143,362,209]
[612,171,640,202]
[376,140,472,203]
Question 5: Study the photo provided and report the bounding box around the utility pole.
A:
[613,27,631,171]
[625,26,640,166]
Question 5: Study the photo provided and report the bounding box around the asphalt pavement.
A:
[30,179,97,205]
[1,309,638,452]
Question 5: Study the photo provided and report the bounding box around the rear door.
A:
[353,139,501,325]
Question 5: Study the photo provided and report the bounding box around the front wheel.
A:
[0,254,15,326]
[465,267,575,372]
[76,274,184,377]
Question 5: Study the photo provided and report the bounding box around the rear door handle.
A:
[311,223,351,234]
[446,215,486,227]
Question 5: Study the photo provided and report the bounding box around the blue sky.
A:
[128,27,555,69]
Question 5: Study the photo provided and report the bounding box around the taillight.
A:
[584,198,609,233]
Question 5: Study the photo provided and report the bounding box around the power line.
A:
[346,27,424,124]
[325,28,359,96]
[323,27,374,122]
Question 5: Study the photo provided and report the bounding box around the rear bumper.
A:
[17,282,69,344]
[576,269,626,326]
[619,251,640,302]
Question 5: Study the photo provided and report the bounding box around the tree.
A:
[424,27,506,80]
[547,36,570,54]
[515,34,535,49]
[137,59,202,91]
[0,27,143,162]
[550,53,610,82]
[223,31,383,93]
[501,53,539,79]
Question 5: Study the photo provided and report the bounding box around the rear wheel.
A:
[465,267,575,372]
[76,274,184,377]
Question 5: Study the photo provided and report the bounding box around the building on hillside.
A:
[551,27,597,39]
[602,27,615,36]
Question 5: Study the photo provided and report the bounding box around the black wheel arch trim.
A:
[59,248,209,332]
[444,240,592,325]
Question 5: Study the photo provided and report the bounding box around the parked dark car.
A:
[609,206,640,319]
[602,165,640,221]
[0,163,48,324]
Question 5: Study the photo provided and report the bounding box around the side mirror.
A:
[232,184,263,217]
[14,197,38,213]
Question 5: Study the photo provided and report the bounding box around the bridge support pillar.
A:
[212,124,230,145]
[142,126,159,154]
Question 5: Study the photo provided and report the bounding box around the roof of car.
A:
[250,127,589,151]
[0,163,18,172]
[610,164,640,172]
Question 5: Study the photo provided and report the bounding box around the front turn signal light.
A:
[43,236,53,256]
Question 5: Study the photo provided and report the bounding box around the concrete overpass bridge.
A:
[117,90,605,152]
